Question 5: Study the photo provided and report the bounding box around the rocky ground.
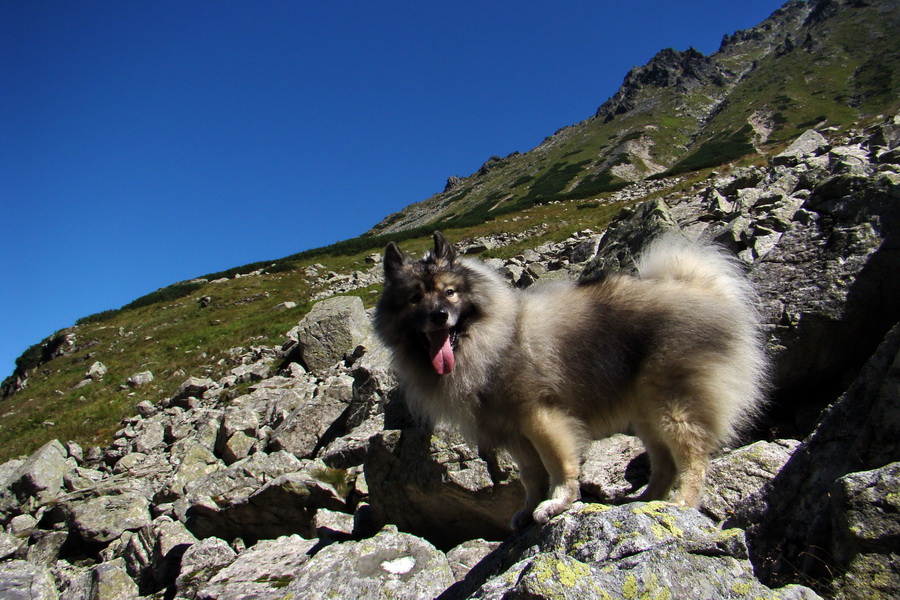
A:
[1,116,898,599]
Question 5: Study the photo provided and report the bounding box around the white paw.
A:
[533,499,571,524]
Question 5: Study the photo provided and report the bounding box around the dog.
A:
[374,230,768,528]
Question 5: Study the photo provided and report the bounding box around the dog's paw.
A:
[510,509,534,531]
[532,499,571,524]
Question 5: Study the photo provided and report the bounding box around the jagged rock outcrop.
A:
[0,118,898,598]
[739,322,900,598]
[596,47,736,123]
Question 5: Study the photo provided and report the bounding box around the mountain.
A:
[1,0,898,462]
[369,0,899,235]
[1,0,900,597]
[2,113,899,598]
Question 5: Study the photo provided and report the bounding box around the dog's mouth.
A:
[424,327,459,375]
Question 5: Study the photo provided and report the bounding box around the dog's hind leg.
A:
[519,406,585,525]
[632,423,678,502]
[644,399,716,508]
[667,437,711,508]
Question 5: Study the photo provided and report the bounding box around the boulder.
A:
[313,507,355,541]
[0,531,24,560]
[67,491,152,544]
[175,536,236,599]
[25,531,67,566]
[126,371,153,388]
[0,560,58,600]
[86,361,107,380]
[829,462,900,599]
[267,374,354,459]
[132,420,165,455]
[180,451,345,542]
[7,439,69,507]
[578,434,648,503]
[172,377,216,403]
[772,129,830,165]
[282,526,455,600]
[288,296,373,372]
[117,516,196,593]
[365,428,522,548]
[441,502,822,600]
[220,432,255,465]
[86,558,139,600]
[229,361,271,384]
[168,443,223,499]
[196,534,317,600]
[742,322,900,590]
[319,413,385,469]
[704,439,799,523]
[446,539,502,582]
[579,198,680,281]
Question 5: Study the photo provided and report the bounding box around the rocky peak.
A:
[595,47,736,123]
[444,176,465,193]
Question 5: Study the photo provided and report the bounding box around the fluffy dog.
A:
[374,231,768,528]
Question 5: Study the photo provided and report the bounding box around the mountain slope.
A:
[369,0,899,235]
[1,0,898,462]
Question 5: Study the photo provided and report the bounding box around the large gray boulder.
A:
[829,462,900,599]
[772,129,830,165]
[578,434,648,503]
[55,559,139,600]
[197,535,317,600]
[704,439,799,523]
[7,439,68,507]
[365,428,522,548]
[0,560,58,600]
[68,492,152,544]
[181,451,345,542]
[175,537,236,599]
[741,322,900,594]
[267,374,354,458]
[441,503,821,600]
[287,296,373,372]
[283,526,455,600]
[115,515,197,594]
[580,198,680,281]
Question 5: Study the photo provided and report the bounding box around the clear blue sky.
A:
[1,0,789,377]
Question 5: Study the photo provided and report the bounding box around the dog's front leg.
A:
[520,406,584,525]
[506,440,548,530]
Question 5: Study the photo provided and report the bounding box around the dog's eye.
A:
[409,293,423,304]
[445,288,455,298]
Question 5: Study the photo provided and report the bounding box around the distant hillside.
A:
[369,0,899,235]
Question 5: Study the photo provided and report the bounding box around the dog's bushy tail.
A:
[637,231,770,441]
[636,232,753,304]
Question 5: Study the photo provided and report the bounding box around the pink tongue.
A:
[428,330,455,375]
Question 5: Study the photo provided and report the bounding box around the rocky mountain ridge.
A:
[1,117,898,598]
[370,0,898,236]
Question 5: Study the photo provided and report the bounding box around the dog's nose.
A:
[430,309,449,325]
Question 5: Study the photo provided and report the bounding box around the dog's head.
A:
[376,231,476,375]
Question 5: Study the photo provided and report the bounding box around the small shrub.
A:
[311,466,351,498]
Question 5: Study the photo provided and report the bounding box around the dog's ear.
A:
[383,241,408,280]
[432,231,457,266]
